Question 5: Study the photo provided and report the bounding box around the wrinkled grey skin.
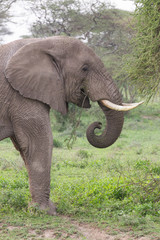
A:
[0,36,124,214]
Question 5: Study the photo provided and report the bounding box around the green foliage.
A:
[124,0,160,99]
[52,157,160,218]
[152,166,160,175]
[50,104,81,132]
[0,103,160,235]
[53,138,63,148]
[48,102,160,228]
[28,203,47,216]
[77,149,92,159]
[0,170,30,212]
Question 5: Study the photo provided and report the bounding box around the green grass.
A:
[0,102,160,239]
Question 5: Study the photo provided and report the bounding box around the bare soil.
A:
[30,222,155,240]
[0,217,157,240]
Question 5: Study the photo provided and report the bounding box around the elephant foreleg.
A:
[11,135,27,165]
[11,114,56,215]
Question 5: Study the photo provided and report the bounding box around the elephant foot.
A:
[46,200,57,216]
[29,200,57,216]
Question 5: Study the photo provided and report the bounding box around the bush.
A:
[77,150,92,159]
[53,139,63,148]
[0,170,30,212]
[52,176,133,216]
[0,189,29,211]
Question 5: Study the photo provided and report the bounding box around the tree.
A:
[0,0,16,40]
[29,0,131,56]
[124,0,160,99]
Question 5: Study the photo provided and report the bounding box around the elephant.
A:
[0,36,142,215]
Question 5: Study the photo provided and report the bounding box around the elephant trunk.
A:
[86,67,143,148]
[86,99,143,148]
[85,67,124,148]
[86,103,124,148]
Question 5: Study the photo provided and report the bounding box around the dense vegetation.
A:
[124,0,160,99]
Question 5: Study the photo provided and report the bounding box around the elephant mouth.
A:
[77,88,91,108]
[80,88,144,111]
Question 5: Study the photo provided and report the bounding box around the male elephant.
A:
[0,36,142,215]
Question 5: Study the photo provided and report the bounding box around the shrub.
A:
[77,150,92,159]
[53,139,63,148]
[0,170,29,212]
[0,189,29,211]
[152,166,160,175]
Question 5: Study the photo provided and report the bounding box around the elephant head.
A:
[5,36,142,148]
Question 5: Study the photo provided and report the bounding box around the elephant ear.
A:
[5,39,67,115]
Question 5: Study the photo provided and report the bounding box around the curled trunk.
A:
[86,102,124,148]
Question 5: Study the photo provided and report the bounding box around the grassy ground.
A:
[0,102,160,239]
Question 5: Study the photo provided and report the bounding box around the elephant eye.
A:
[82,65,89,72]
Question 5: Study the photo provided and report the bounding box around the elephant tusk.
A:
[100,100,144,111]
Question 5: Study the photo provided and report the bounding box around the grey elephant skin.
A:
[0,36,124,215]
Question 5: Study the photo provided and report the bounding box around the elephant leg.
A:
[11,136,20,151]
[10,135,26,164]
[11,110,56,215]
[0,126,13,141]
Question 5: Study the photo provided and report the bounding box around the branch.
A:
[0,0,16,14]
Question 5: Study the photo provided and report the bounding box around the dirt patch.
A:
[43,229,56,238]
[75,224,115,240]
[76,224,152,240]
[7,226,21,231]
[35,229,81,240]
[143,115,160,120]
[67,219,153,240]
[0,218,156,240]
